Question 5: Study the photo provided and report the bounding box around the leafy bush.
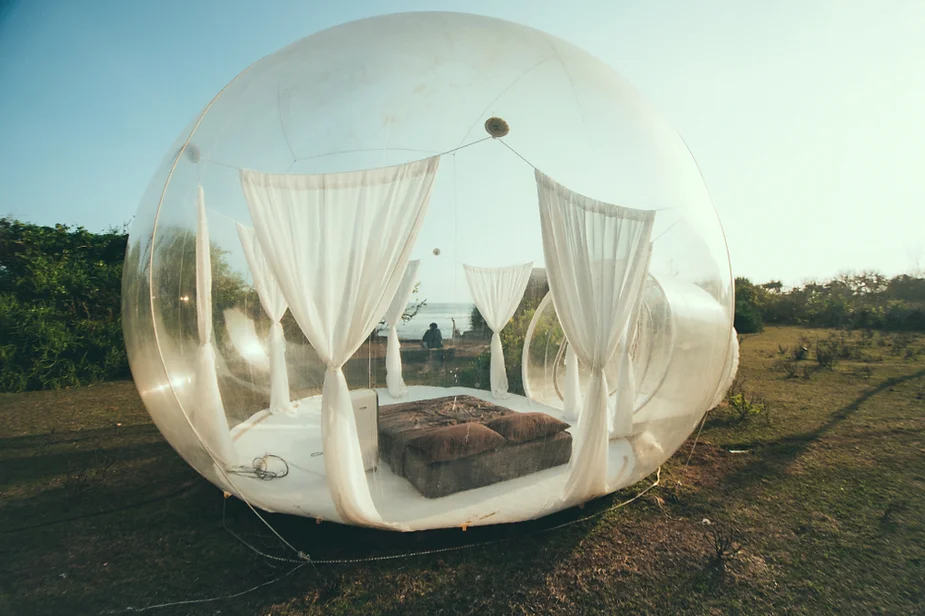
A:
[772,358,799,379]
[723,376,770,422]
[734,277,764,333]
[454,350,491,390]
[0,218,251,392]
[814,339,839,369]
[1,218,130,391]
[727,391,766,420]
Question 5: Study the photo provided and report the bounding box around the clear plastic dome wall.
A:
[123,11,734,531]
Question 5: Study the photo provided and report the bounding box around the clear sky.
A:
[1,0,923,287]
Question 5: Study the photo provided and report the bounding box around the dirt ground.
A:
[1,326,923,615]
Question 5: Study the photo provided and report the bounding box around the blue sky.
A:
[1,0,923,286]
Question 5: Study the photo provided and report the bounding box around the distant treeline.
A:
[4,217,925,392]
[734,273,925,334]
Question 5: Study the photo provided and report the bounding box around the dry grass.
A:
[1,326,923,615]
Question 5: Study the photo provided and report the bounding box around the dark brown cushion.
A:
[406,422,507,464]
[485,412,570,444]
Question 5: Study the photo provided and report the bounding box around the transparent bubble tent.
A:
[122,12,737,531]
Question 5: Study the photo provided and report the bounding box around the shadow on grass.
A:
[1,429,168,483]
[3,483,600,616]
[3,418,628,615]
[0,422,161,451]
[206,488,635,615]
[715,367,925,492]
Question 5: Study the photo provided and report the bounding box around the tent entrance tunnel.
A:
[122,12,736,532]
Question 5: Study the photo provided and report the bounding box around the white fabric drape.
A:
[193,186,237,468]
[563,343,582,420]
[536,170,654,504]
[383,259,420,398]
[237,223,295,415]
[608,252,652,438]
[240,156,440,526]
[463,262,534,399]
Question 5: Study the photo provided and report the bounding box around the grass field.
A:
[2,326,923,615]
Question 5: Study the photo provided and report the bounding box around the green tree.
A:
[733,277,765,333]
[0,218,254,392]
[0,218,129,391]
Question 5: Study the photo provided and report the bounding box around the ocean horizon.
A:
[392,301,474,341]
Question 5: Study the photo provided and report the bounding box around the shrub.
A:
[1,219,129,391]
[701,517,742,571]
[773,358,799,379]
[733,278,764,333]
[0,218,250,392]
[815,340,839,369]
[889,332,915,356]
[454,350,491,390]
[724,376,769,422]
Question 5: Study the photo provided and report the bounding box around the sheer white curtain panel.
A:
[193,186,238,468]
[563,344,582,420]
[383,259,421,398]
[463,262,534,398]
[237,223,295,415]
[240,156,440,527]
[536,170,654,504]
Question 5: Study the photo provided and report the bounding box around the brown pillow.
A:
[406,422,507,463]
[485,412,570,444]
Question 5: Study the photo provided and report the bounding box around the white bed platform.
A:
[225,386,635,531]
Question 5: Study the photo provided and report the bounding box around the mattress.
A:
[378,395,572,498]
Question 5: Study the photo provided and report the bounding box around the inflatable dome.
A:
[122,11,736,531]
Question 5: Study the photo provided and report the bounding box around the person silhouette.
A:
[421,322,443,349]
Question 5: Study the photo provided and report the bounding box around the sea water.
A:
[393,302,474,341]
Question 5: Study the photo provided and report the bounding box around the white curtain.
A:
[563,344,582,420]
[536,170,654,504]
[609,251,652,438]
[463,262,534,399]
[237,223,295,415]
[193,186,237,468]
[240,156,440,526]
[383,259,420,398]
